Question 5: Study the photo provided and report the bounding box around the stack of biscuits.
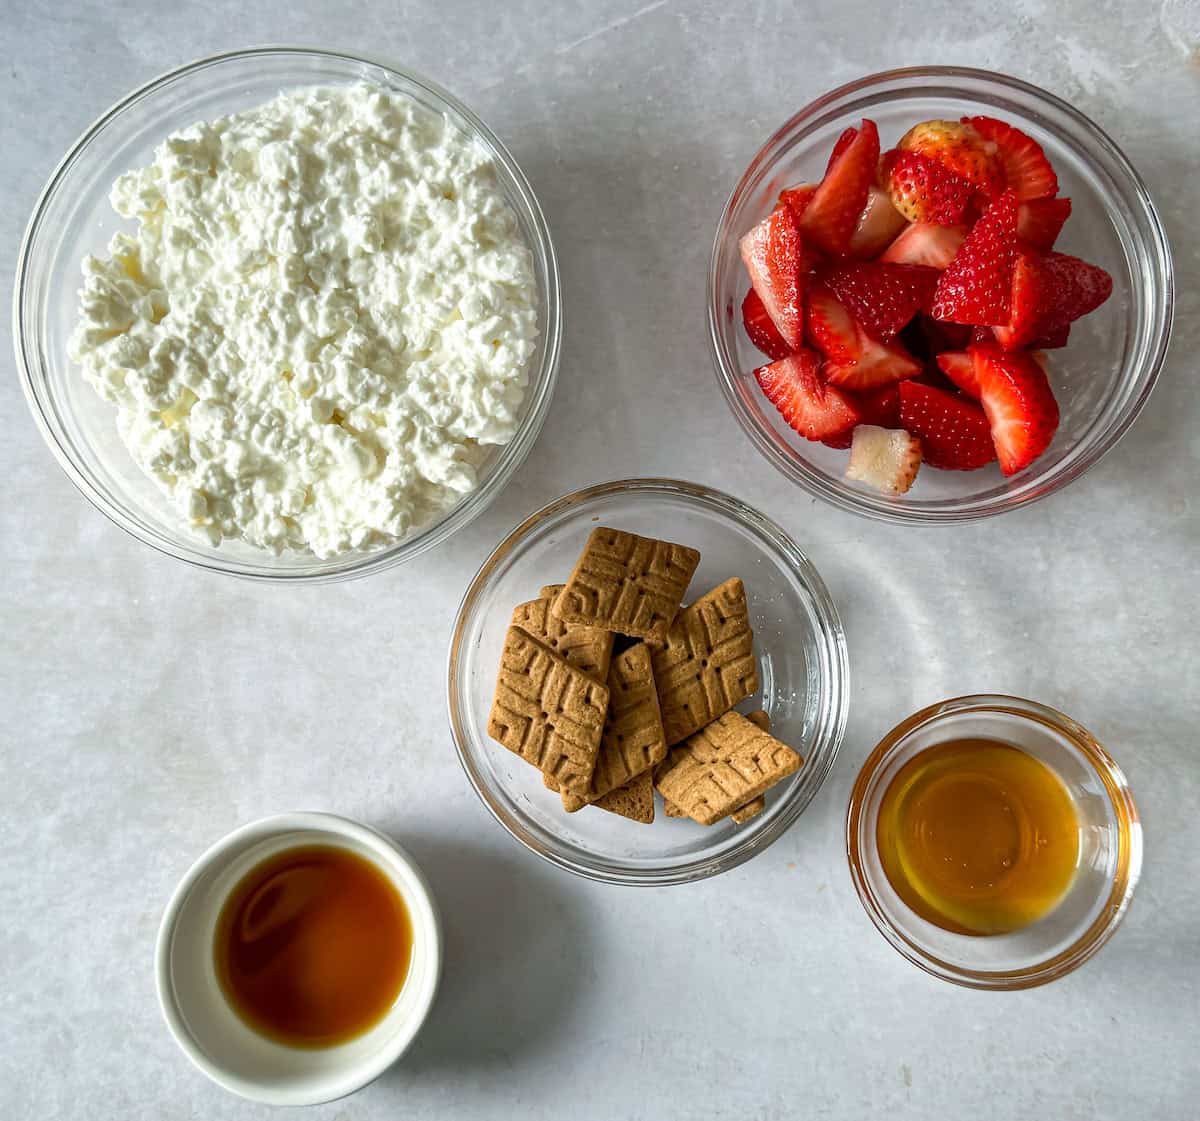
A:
[487,527,804,826]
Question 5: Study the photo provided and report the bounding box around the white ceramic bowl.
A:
[155,813,442,1105]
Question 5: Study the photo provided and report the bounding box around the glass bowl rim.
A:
[707,64,1174,525]
[845,692,1143,989]
[446,476,851,885]
[12,43,562,584]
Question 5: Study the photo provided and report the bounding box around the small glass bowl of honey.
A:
[846,695,1141,989]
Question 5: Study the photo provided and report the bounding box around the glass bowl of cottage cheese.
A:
[14,46,560,580]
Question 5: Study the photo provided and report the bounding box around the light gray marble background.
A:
[3,2,1198,1118]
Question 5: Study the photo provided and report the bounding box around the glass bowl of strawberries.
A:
[708,66,1173,521]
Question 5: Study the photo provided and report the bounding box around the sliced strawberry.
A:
[897,119,1003,195]
[993,251,1049,349]
[755,350,862,441]
[971,344,1060,475]
[739,205,807,350]
[880,222,967,269]
[970,324,994,344]
[800,119,880,255]
[936,351,980,398]
[807,285,922,391]
[847,186,908,258]
[826,127,859,174]
[779,182,817,220]
[963,116,1058,201]
[930,190,1020,326]
[898,380,996,471]
[1017,197,1072,250]
[823,338,922,391]
[916,316,973,355]
[821,384,901,448]
[741,287,792,361]
[1029,321,1070,349]
[883,149,974,224]
[819,261,939,342]
[846,425,923,494]
[1040,252,1113,325]
[806,284,859,363]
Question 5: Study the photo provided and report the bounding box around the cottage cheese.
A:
[70,83,539,557]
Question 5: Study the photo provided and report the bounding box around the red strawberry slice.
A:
[823,338,922,391]
[819,261,940,342]
[826,127,859,174]
[1029,321,1070,349]
[755,350,862,441]
[963,116,1058,201]
[930,190,1020,326]
[971,344,1060,475]
[1040,251,1113,325]
[897,119,1003,196]
[739,205,807,350]
[779,182,817,220]
[847,186,908,258]
[1017,197,1072,250]
[883,149,974,224]
[821,384,901,448]
[936,351,981,398]
[806,284,859,363]
[741,287,792,361]
[806,285,922,390]
[917,316,973,355]
[880,222,967,268]
[992,251,1050,349]
[898,380,996,470]
[800,119,880,255]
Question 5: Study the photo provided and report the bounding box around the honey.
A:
[214,845,412,1048]
[876,739,1080,935]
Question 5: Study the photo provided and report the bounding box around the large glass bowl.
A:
[708,67,1173,523]
[447,478,849,885]
[13,46,560,581]
[846,695,1142,989]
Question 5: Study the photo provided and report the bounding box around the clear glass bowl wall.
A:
[448,479,849,885]
[14,47,561,581]
[709,67,1172,523]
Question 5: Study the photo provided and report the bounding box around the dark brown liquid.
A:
[214,845,412,1048]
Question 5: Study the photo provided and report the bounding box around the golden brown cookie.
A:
[488,626,609,795]
[593,770,655,824]
[561,643,667,812]
[550,528,700,646]
[729,710,770,823]
[730,797,766,824]
[512,586,614,683]
[655,711,802,826]
[651,578,759,745]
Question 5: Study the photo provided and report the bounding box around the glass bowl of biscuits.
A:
[447,477,849,884]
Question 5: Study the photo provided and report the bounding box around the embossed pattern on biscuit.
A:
[651,577,759,745]
[560,643,668,811]
[655,710,802,826]
[551,528,700,645]
[488,626,609,794]
[662,709,771,822]
[512,585,614,683]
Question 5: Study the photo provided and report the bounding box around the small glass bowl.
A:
[13,46,560,582]
[846,695,1142,989]
[708,66,1173,523]
[447,478,849,885]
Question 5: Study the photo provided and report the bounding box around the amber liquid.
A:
[214,845,412,1048]
[876,739,1080,936]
